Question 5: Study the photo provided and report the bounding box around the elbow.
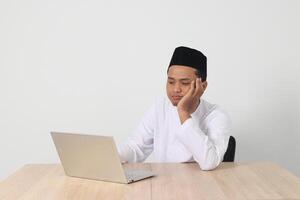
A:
[196,157,221,171]
[194,148,223,171]
[198,162,218,171]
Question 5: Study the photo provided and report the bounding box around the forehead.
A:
[167,65,197,79]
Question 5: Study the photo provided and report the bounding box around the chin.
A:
[167,96,178,106]
[171,101,178,106]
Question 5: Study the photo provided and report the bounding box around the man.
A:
[118,46,231,170]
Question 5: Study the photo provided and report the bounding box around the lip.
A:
[172,96,182,100]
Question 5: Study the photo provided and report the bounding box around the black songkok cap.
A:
[168,46,207,81]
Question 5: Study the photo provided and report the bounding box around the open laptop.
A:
[50,132,155,184]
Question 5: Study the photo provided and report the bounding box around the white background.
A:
[0,0,299,180]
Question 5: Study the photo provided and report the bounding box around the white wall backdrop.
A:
[1,0,299,180]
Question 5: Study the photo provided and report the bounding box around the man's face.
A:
[166,65,206,106]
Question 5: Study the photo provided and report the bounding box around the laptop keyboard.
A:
[125,171,135,180]
[125,169,154,182]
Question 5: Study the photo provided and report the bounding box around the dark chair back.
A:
[223,136,236,162]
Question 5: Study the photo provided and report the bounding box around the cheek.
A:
[166,84,172,94]
[181,86,190,94]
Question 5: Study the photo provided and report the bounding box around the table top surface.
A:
[1,162,300,200]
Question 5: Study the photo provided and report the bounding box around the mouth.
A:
[172,96,182,101]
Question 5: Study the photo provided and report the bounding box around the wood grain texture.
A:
[0,162,299,200]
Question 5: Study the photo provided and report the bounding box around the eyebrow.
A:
[168,77,192,81]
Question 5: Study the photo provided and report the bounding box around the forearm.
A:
[178,110,191,124]
[118,139,153,163]
[177,99,200,124]
[176,119,227,170]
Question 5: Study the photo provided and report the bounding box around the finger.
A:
[194,78,203,97]
[187,80,195,96]
[194,78,200,97]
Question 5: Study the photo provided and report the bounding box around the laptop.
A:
[50,132,155,184]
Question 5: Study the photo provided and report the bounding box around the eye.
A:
[168,81,174,85]
[182,82,190,85]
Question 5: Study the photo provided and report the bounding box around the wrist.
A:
[178,110,191,124]
[177,107,189,114]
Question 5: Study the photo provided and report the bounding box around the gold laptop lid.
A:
[51,132,127,183]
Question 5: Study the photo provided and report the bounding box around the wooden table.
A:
[1,162,300,200]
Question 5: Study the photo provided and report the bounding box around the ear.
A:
[202,81,208,91]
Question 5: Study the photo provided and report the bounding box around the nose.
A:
[173,83,182,93]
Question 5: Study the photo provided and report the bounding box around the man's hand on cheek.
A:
[177,78,204,124]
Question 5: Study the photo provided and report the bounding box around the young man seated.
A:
[118,46,231,170]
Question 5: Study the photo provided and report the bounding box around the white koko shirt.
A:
[118,95,231,170]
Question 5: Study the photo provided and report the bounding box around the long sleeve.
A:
[175,110,231,170]
[117,102,156,163]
